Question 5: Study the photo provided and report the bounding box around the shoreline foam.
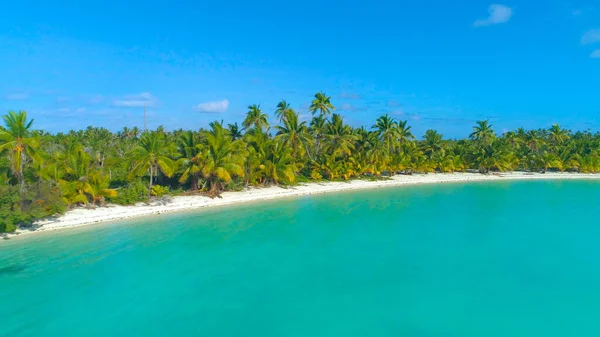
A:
[4,172,600,239]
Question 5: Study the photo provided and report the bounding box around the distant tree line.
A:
[2,92,599,232]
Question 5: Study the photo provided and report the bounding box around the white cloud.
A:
[581,29,600,45]
[194,99,229,113]
[113,92,158,107]
[5,92,29,100]
[473,4,513,27]
[76,107,86,113]
[591,50,600,58]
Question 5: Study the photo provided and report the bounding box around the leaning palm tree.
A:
[243,104,269,131]
[309,92,335,117]
[128,131,176,197]
[0,111,41,192]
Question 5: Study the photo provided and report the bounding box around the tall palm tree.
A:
[128,131,176,197]
[469,120,495,144]
[310,114,327,157]
[372,114,399,151]
[0,111,41,192]
[275,100,293,123]
[309,92,335,117]
[243,104,269,131]
[396,120,414,146]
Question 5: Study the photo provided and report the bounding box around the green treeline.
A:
[2,92,600,232]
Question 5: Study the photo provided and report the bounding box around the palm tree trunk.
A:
[19,152,25,193]
[191,175,198,191]
[148,165,153,198]
[304,142,314,161]
[209,179,218,197]
[314,135,322,159]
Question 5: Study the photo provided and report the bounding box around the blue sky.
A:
[1,0,599,138]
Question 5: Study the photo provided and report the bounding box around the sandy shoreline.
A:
[4,172,600,239]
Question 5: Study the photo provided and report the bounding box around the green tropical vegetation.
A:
[2,93,600,232]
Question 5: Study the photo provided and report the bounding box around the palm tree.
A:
[243,127,270,186]
[396,120,414,145]
[324,114,358,157]
[310,114,327,157]
[372,114,398,151]
[502,131,522,151]
[259,140,296,185]
[227,123,244,141]
[275,100,293,123]
[86,171,117,205]
[549,124,569,149]
[525,130,545,154]
[422,129,444,158]
[474,142,508,173]
[200,122,246,195]
[0,111,41,192]
[128,131,176,197]
[309,92,335,117]
[275,110,312,159]
[243,104,269,131]
[311,153,340,180]
[60,180,91,205]
[176,131,204,190]
[469,120,495,144]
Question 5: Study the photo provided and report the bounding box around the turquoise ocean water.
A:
[1,180,600,336]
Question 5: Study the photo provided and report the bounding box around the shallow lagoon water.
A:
[2,180,600,336]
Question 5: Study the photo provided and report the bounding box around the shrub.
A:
[0,182,67,232]
[108,182,149,205]
[151,185,170,197]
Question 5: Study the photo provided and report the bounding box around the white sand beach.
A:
[4,172,600,238]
